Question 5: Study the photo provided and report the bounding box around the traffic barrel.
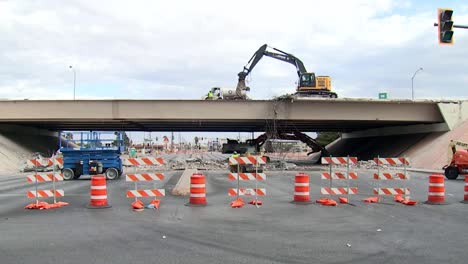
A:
[87,175,111,208]
[187,173,206,206]
[293,173,311,203]
[462,175,468,204]
[425,174,447,205]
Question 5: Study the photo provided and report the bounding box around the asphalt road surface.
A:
[1,164,467,264]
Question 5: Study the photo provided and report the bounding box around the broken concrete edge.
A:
[172,168,198,196]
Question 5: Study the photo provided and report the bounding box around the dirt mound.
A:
[0,131,58,174]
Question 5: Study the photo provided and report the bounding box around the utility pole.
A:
[171,131,174,152]
[411,67,423,101]
[69,66,76,100]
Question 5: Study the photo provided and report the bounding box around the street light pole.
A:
[411,67,423,101]
[69,66,76,100]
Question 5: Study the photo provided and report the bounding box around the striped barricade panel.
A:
[373,188,410,196]
[27,173,64,182]
[228,188,266,196]
[123,157,165,166]
[321,157,358,165]
[27,189,64,198]
[27,159,53,167]
[373,172,408,180]
[228,156,267,165]
[373,157,410,166]
[321,187,358,195]
[321,172,358,180]
[228,173,266,181]
[54,157,64,168]
[126,173,165,181]
[126,189,166,198]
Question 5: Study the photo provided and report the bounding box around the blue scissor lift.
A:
[59,131,124,180]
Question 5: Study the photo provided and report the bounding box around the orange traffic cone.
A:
[394,195,404,203]
[87,175,111,209]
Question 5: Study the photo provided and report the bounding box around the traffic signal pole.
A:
[434,23,468,29]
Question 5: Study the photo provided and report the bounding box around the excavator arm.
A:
[236,44,308,92]
[247,130,330,161]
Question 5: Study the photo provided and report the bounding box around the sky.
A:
[1,0,467,143]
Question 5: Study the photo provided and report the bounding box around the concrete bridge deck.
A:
[0,99,464,132]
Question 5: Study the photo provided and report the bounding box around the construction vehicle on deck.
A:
[237,44,337,98]
[59,131,124,180]
[443,140,468,180]
[203,87,250,100]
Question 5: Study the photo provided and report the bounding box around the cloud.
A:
[0,0,466,102]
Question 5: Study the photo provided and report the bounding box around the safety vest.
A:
[207,91,214,98]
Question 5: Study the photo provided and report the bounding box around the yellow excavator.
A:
[236,44,337,98]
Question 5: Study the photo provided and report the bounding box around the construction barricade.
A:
[319,156,358,205]
[25,155,68,210]
[123,157,165,210]
[462,175,468,204]
[425,174,447,205]
[292,173,311,204]
[228,156,267,208]
[87,175,111,208]
[187,173,207,206]
[370,157,415,205]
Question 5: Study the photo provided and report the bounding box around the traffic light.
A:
[438,8,454,45]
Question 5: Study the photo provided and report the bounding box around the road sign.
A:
[378,92,388,99]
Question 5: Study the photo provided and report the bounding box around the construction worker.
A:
[207,90,214,100]
[229,151,240,173]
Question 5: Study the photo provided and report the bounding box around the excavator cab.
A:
[299,73,316,87]
[298,73,332,92]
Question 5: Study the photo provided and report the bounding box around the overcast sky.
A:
[1,0,467,143]
[1,0,467,101]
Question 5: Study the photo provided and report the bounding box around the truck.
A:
[203,86,250,100]
[59,131,124,180]
[443,140,468,180]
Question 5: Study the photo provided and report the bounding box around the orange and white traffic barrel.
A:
[187,173,206,206]
[425,174,447,205]
[87,175,111,208]
[293,173,311,203]
[461,175,468,204]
